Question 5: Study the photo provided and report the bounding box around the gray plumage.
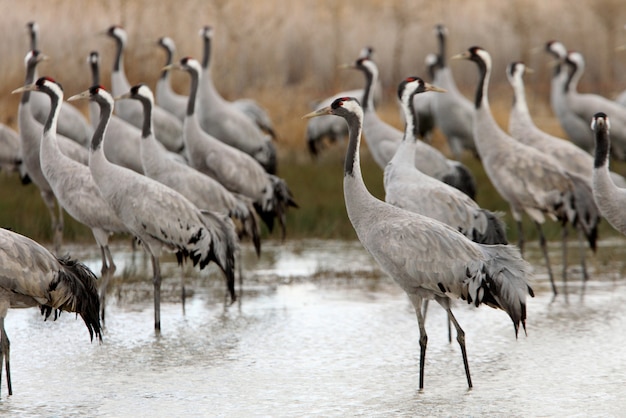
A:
[197,26,277,174]
[430,24,477,158]
[457,46,599,298]
[506,62,602,285]
[232,98,277,139]
[304,96,533,390]
[386,76,507,246]
[105,25,184,153]
[0,124,27,181]
[119,83,261,256]
[507,61,626,188]
[563,51,626,160]
[348,56,477,199]
[155,36,188,122]
[26,21,93,147]
[26,77,127,322]
[70,85,237,331]
[543,41,595,153]
[13,50,89,254]
[0,227,102,396]
[167,57,297,239]
[86,51,145,174]
[33,77,127,256]
[591,112,626,235]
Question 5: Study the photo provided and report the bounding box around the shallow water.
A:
[1,237,626,417]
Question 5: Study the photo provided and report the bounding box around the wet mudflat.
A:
[0,238,625,417]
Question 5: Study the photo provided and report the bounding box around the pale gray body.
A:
[306,96,532,389]
[458,46,602,298]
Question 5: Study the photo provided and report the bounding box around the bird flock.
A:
[0,19,625,396]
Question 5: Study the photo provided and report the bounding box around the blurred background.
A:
[1,0,626,241]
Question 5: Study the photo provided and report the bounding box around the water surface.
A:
[0,238,625,417]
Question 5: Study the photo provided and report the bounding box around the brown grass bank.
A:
[1,0,626,245]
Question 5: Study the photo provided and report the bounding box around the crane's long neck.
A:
[113,37,124,73]
[565,63,581,93]
[437,31,447,68]
[160,48,173,80]
[511,76,532,121]
[361,68,376,112]
[594,124,610,170]
[90,58,100,86]
[140,99,154,139]
[343,108,378,231]
[30,29,38,51]
[390,93,419,166]
[406,96,419,141]
[44,91,62,135]
[186,69,199,117]
[344,112,364,178]
[201,35,212,71]
[473,58,489,110]
[21,61,38,104]
[92,99,113,152]
[110,37,130,96]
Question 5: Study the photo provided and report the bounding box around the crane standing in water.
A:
[0,227,102,396]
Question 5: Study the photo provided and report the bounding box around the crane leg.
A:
[536,222,557,300]
[181,275,186,316]
[516,220,524,255]
[445,307,472,389]
[151,255,162,331]
[41,191,62,255]
[0,318,12,396]
[409,295,428,390]
[99,246,110,324]
[578,228,589,297]
[54,197,64,255]
[561,227,569,303]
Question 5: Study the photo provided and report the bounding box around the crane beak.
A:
[161,64,179,72]
[302,106,332,119]
[338,63,355,70]
[11,84,36,94]
[450,52,470,60]
[113,91,135,101]
[529,45,544,55]
[524,67,535,74]
[617,44,626,52]
[424,83,446,93]
[67,90,91,102]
